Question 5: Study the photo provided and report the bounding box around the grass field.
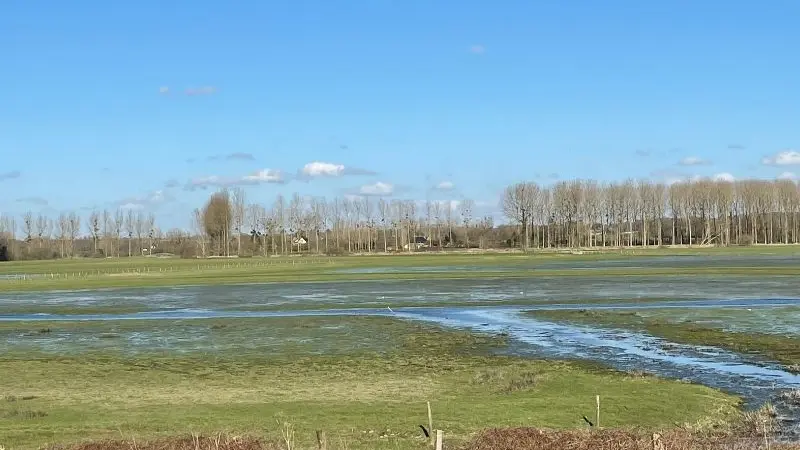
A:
[2,245,800,293]
[0,316,741,450]
[527,308,800,373]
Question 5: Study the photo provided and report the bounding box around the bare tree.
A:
[146,213,156,254]
[67,212,80,257]
[378,198,389,252]
[57,213,68,258]
[459,198,475,248]
[102,209,112,256]
[231,188,246,256]
[192,208,208,257]
[88,210,101,254]
[22,211,34,243]
[123,210,135,256]
[34,214,49,249]
[502,182,538,249]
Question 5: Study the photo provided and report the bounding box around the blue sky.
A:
[2,0,799,229]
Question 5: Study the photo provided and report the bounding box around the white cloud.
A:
[185,169,286,190]
[242,169,283,183]
[762,150,800,166]
[712,172,735,182]
[678,156,711,166]
[298,161,375,179]
[359,182,394,196]
[435,181,455,191]
[302,161,346,177]
[778,171,798,180]
[116,189,173,210]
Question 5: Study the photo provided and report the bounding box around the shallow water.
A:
[4,274,800,313]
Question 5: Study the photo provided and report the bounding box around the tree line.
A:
[1,177,799,260]
[502,178,800,248]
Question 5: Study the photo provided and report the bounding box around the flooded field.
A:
[3,253,800,440]
[2,273,800,315]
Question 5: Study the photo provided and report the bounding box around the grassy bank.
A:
[0,316,740,450]
[527,309,800,372]
[2,250,800,293]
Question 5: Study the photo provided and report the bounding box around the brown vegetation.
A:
[47,434,275,450]
[2,178,800,260]
[463,428,799,450]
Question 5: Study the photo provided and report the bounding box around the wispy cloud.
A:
[0,170,21,181]
[164,179,180,188]
[357,181,394,196]
[469,44,486,54]
[728,144,745,150]
[678,156,711,166]
[116,189,175,210]
[297,161,376,180]
[762,150,800,166]
[635,149,652,157]
[778,171,798,181]
[434,181,455,191]
[16,196,48,206]
[184,169,286,191]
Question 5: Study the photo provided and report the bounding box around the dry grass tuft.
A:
[47,434,280,450]
[462,428,800,450]
[780,388,800,405]
[737,403,779,436]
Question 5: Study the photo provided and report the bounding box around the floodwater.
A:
[3,275,800,312]
[3,253,800,434]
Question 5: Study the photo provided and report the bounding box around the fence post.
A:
[435,430,443,450]
[596,395,601,429]
[427,401,433,444]
[315,430,327,450]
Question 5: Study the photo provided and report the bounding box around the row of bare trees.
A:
[502,178,800,249]
[0,209,157,260]
[3,177,800,260]
[192,188,496,257]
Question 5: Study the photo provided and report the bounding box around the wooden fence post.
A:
[427,401,434,443]
[435,430,443,450]
[596,395,601,429]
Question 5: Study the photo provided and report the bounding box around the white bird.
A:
[387,306,394,313]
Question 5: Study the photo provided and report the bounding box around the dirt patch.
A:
[462,428,800,450]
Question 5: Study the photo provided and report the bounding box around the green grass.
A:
[0,316,740,450]
[3,248,800,293]
[527,309,800,372]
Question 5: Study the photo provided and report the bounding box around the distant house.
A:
[292,236,308,246]
[403,236,429,250]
